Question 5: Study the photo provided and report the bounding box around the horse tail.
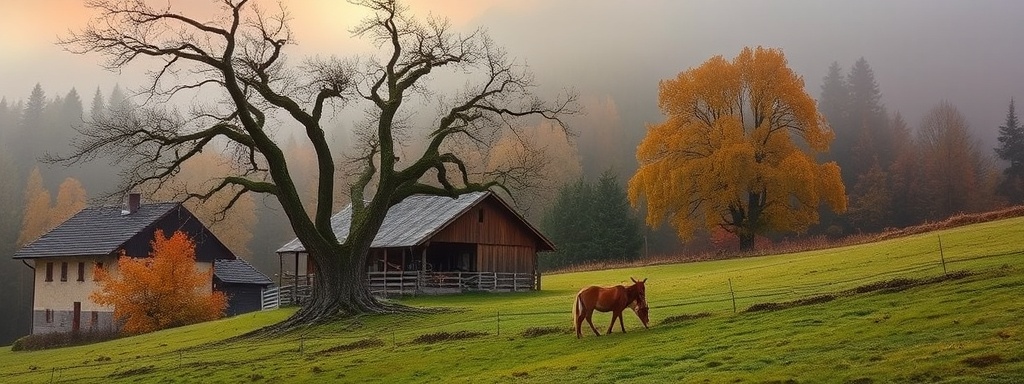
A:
[572,291,580,332]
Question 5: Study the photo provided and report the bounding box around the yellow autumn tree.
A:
[628,47,847,251]
[91,230,227,334]
[17,167,53,247]
[50,177,88,229]
[18,170,90,247]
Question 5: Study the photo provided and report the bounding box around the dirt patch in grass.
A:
[747,295,835,313]
[321,338,385,354]
[410,331,488,345]
[851,278,918,294]
[661,312,712,325]
[851,271,971,295]
[747,271,973,313]
[109,365,156,378]
[521,326,566,338]
[963,354,1003,368]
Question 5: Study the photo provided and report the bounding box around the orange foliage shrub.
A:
[91,230,227,334]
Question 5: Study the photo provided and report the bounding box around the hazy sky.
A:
[2,0,1023,147]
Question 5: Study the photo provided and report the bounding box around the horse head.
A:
[630,277,650,329]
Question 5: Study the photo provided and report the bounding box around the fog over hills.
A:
[2,1,1021,152]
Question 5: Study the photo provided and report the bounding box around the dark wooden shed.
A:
[213,259,273,316]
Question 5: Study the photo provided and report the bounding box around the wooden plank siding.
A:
[431,197,540,274]
[477,244,534,273]
[431,198,538,248]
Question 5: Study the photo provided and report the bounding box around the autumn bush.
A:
[92,230,227,335]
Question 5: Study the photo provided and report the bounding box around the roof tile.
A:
[13,203,180,259]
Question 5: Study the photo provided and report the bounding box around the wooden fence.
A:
[262,271,538,310]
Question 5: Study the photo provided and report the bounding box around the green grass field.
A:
[2,217,1023,383]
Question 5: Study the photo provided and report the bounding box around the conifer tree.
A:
[995,98,1024,203]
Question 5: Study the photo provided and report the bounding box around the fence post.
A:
[729,279,737,313]
[938,235,948,275]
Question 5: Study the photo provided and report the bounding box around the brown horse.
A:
[573,277,649,338]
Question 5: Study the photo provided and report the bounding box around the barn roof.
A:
[214,259,273,286]
[13,202,182,259]
[276,191,553,253]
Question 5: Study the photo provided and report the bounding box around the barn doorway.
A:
[426,242,476,272]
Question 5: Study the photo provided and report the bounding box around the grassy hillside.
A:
[2,217,1023,383]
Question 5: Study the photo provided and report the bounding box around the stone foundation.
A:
[32,309,115,335]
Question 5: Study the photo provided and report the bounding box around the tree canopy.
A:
[628,47,847,250]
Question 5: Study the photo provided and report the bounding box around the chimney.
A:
[128,193,141,214]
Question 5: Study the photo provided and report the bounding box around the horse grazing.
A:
[572,277,649,338]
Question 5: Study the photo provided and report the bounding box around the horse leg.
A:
[607,310,621,334]
[586,311,601,336]
[577,313,585,339]
[619,311,627,333]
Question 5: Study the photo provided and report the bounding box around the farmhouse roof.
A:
[214,259,273,286]
[13,202,183,259]
[276,191,553,253]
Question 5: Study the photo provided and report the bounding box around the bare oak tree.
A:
[55,0,576,328]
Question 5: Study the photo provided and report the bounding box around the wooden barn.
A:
[272,191,554,300]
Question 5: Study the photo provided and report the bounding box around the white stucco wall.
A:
[33,256,118,312]
[31,257,215,334]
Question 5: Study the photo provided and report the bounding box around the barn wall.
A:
[432,198,538,247]
[430,197,542,274]
[476,245,536,273]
